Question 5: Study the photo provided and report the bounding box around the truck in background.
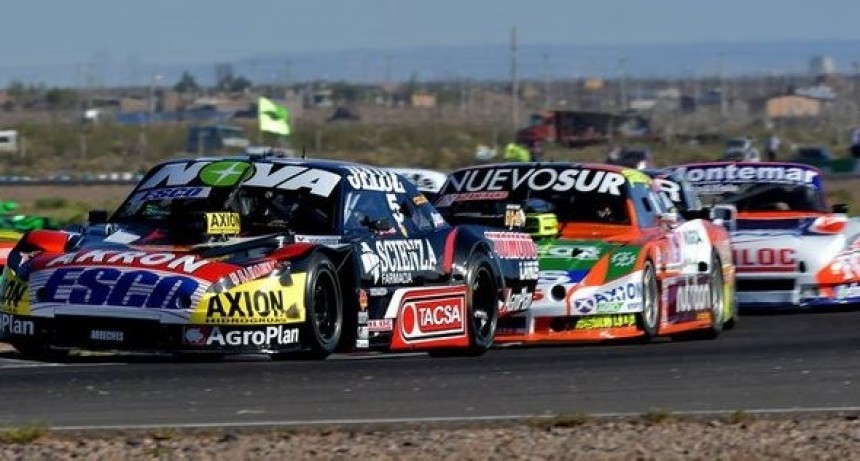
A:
[516,110,652,148]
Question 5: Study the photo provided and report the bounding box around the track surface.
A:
[0,310,858,428]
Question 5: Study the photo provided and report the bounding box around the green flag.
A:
[258,97,291,135]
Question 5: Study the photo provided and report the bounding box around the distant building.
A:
[809,56,836,76]
[765,95,822,119]
[410,92,437,108]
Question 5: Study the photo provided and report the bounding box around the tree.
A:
[174,71,200,94]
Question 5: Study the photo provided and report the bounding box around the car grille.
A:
[52,316,164,349]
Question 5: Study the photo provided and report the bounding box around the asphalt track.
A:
[0,309,858,429]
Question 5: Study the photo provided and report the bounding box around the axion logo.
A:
[399,296,466,340]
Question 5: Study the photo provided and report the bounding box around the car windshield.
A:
[440,184,631,225]
[112,184,338,235]
[700,183,827,212]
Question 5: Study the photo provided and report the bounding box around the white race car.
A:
[672,161,860,309]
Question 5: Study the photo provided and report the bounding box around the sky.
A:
[3,0,860,69]
[2,0,860,86]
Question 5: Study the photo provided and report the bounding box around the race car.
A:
[670,161,860,309]
[435,162,736,343]
[0,153,537,359]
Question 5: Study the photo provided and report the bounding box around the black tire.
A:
[636,260,660,341]
[429,252,499,357]
[673,253,725,341]
[275,253,342,360]
[723,266,739,330]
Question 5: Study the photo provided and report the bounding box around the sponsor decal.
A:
[518,260,540,280]
[0,314,34,336]
[199,161,255,186]
[368,318,394,332]
[537,270,586,285]
[447,167,626,196]
[294,235,341,246]
[45,250,210,274]
[437,191,510,205]
[610,251,636,267]
[501,287,533,314]
[676,165,819,188]
[205,212,241,235]
[733,248,796,272]
[484,232,538,259]
[90,329,124,342]
[225,261,278,287]
[130,186,210,203]
[140,161,342,197]
[183,325,299,347]
[682,229,703,245]
[399,293,466,340]
[575,314,637,330]
[539,244,601,260]
[656,178,682,204]
[345,167,406,193]
[504,204,526,229]
[359,239,438,285]
[835,283,860,300]
[35,267,202,309]
[568,277,644,314]
[0,277,26,308]
[204,289,301,324]
[675,279,711,312]
[413,194,428,206]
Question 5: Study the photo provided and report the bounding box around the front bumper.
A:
[0,313,304,354]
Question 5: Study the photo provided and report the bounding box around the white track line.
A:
[40,406,860,431]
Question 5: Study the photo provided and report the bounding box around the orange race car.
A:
[435,162,737,343]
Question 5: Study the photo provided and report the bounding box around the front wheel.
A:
[275,253,343,360]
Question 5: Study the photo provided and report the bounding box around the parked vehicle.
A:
[722,137,760,162]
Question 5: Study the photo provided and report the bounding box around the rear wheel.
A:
[274,253,342,360]
[674,253,725,341]
[636,260,660,341]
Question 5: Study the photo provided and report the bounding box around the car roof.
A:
[157,152,383,176]
[450,161,629,174]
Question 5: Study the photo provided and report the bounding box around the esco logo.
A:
[400,297,465,339]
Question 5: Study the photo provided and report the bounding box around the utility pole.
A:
[542,53,551,109]
[511,27,519,133]
[283,60,292,98]
[619,57,628,112]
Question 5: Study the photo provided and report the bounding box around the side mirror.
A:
[657,211,679,229]
[88,209,109,225]
[832,203,850,214]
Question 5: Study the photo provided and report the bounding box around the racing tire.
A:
[673,253,725,341]
[429,252,499,357]
[276,253,343,360]
[635,260,660,342]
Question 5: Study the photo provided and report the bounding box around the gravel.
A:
[1,415,858,460]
